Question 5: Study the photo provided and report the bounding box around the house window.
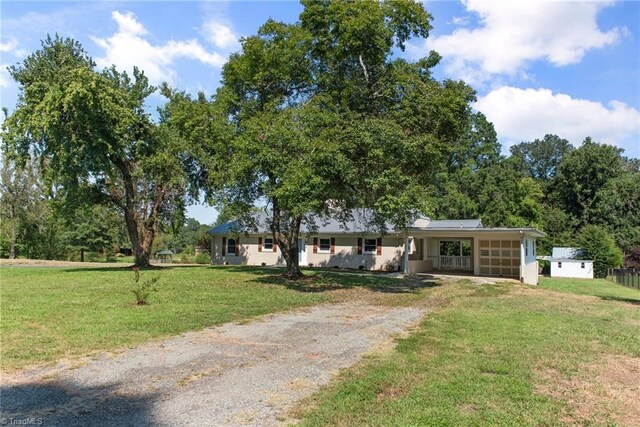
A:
[363,239,377,254]
[263,238,273,251]
[227,238,236,255]
[581,262,585,269]
[525,240,529,256]
[318,238,331,252]
[558,262,562,268]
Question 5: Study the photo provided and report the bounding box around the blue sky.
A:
[2,1,639,224]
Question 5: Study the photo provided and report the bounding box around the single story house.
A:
[538,247,593,279]
[208,212,545,285]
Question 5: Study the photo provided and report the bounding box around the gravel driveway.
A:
[1,302,427,426]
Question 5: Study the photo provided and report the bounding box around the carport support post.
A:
[403,234,410,274]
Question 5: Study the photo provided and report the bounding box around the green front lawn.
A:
[539,276,640,302]
[0,266,423,371]
[295,277,640,426]
[4,267,637,424]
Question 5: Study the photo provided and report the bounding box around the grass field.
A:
[0,265,420,371]
[295,277,640,426]
[3,267,638,425]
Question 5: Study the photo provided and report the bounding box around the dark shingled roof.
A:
[209,210,397,235]
[209,211,545,237]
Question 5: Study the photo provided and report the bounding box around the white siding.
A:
[211,235,404,271]
[520,237,539,285]
[305,236,404,271]
[551,260,594,279]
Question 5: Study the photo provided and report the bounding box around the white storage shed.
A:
[544,248,594,279]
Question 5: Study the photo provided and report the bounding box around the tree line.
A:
[2,1,638,276]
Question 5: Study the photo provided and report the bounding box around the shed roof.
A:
[552,247,583,259]
[155,249,174,255]
[537,256,593,262]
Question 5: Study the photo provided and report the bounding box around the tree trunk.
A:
[8,206,16,259]
[139,222,156,268]
[134,248,151,268]
[122,208,150,268]
[80,248,84,262]
[9,223,16,259]
[282,241,303,279]
[272,204,304,279]
[114,159,155,268]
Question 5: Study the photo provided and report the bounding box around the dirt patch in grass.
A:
[626,318,640,327]
[375,384,410,402]
[537,354,640,426]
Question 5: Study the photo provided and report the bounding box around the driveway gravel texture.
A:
[1,302,427,426]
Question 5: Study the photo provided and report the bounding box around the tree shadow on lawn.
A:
[599,295,640,305]
[57,264,441,294]
[234,267,441,294]
[1,380,158,425]
[61,264,210,273]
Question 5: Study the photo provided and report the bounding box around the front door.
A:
[297,238,306,265]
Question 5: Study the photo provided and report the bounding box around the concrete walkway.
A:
[1,303,427,426]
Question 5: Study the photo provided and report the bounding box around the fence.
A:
[607,268,640,290]
[439,256,472,270]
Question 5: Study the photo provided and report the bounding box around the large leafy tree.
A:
[160,217,213,254]
[549,138,624,225]
[537,205,576,254]
[577,225,623,278]
[62,205,121,261]
[589,172,640,252]
[539,137,638,255]
[510,134,573,183]
[2,36,193,267]
[434,112,501,220]
[475,158,544,228]
[0,155,41,258]
[166,1,477,278]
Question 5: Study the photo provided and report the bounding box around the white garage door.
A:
[479,240,520,277]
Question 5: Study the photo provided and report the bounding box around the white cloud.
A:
[450,16,470,26]
[112,9,147,36]
[0,38,27,58]
[475,86,640,154]
[202,20,239,50]
[0,64,11,88]
[0,39,18,52]
[1,39,22,89]
[92,11,226,85]
[422,0,624,84]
